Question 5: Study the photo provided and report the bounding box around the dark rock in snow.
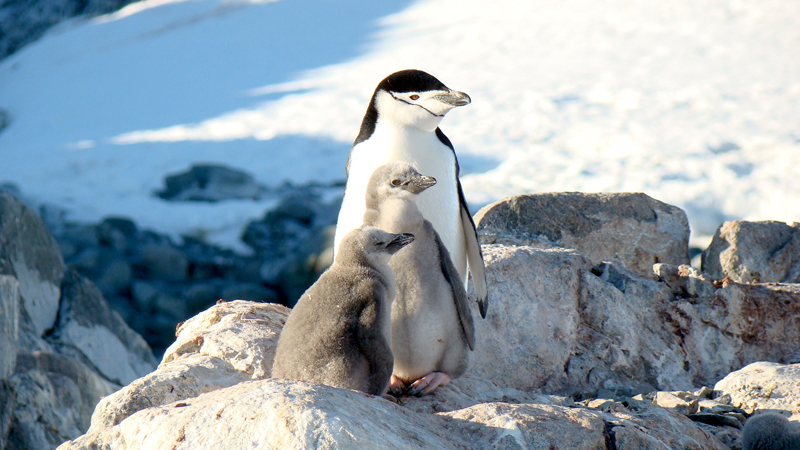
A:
[157,163,265,202]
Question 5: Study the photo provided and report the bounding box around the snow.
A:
[2,0,799,251]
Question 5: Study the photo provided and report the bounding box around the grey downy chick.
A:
[271,226,414,396]
[363,162,475,396]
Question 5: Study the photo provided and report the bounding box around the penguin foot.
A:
[388,374,406,396]
[380,393,402,404]
[407,372,451,396]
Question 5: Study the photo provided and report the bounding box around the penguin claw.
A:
[380,393,402,404]
[389,374,406,396]
[407,372,451,396]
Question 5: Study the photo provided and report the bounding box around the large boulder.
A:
[60,301,726,450]
[49,268,158,386]
[5,352,115,450]
[702,220,800,283]
[87,300,289,431]
[714,361,800,418]
[0,275,20,381]
[0,192,65,337]
[474,192,691,276]
[468,245,800,394]
[59,377,727,450]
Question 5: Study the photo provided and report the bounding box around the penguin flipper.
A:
[457,179,489,318]
[427,221,475,351]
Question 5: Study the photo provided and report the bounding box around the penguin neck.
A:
[370,198,425,234]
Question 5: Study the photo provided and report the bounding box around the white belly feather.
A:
[334,125,467,283]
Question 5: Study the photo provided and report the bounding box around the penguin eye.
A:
[391,179,401,186]
[409,94,420,100]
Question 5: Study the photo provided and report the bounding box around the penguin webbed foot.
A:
[406,372,451,396]
[380,393,402,404]
[388,374,406,397]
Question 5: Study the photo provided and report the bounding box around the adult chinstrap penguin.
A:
[364,162,476,396]
[271,226,414,396]
[333,69,489,319]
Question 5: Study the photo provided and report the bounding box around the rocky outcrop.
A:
[59,299,728,450]
[0,192,156,450]
[474,192,691,276]
[467,245,800,395]
[1,191,65,337]
[702,220,800,283]
[60,377,727,450]
[715,362,800,418]
[87,300,288,431]
[0,0,137,60]
[0,276,19,381]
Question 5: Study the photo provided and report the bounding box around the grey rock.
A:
[468,244,800,395]
[0,191,65,337]
[474,192,690,276]
[96,217,138,254]
[715,362,800,417]
[246,190,339,304]
[1,275,19,380]
[0,380,12,449]
[87,300,289,429]
[130,280,159,310]
[6,351,115,450]
[70,247,133,298]
[702,220,800,283]
[50,268,157,385]
[0,0,137,60]
[653,263,717,298]
[652,391,699,414]
[157,163,264,202]
[139,242,188,282]
[181,282,220,314]
[61,379,727,450]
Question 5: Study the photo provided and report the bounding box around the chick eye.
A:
[391,179,401,186]
[409,94,420,100]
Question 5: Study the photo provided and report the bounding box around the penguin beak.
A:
[434,89,471,107]
[408,175,437,194]
[386,233,415,254]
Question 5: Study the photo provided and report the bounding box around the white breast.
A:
[334,125,467,282]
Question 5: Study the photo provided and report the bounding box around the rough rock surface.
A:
[50,268,158,385]
[61,378,727,450]
[474,192,690,276]
[87,300,289,430]
[702,220,800,283]
[0,191,157,450]
[59,298,727,450]
[715,362,800,418]
[0,191,65,337]
[468,245,800,394]
[1,275,19,380]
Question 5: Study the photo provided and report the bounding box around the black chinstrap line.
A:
[388,92,444,118]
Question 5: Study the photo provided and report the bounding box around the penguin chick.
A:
[742,412,800,450]
[363,162,475,396]
[271,226,414,396]
[333,69,489,319]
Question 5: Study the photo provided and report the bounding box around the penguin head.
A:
[371,70,471,132]
[366,162,437,209]
[342,226,415,265]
